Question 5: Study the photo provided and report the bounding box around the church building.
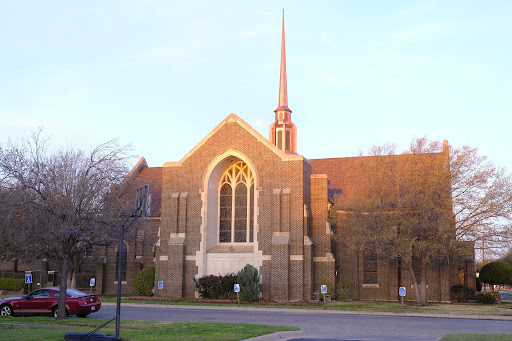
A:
[83,13,475,302]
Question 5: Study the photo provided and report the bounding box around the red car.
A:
[0,286,101,318]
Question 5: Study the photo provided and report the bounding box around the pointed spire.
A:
[269,9,297,154]
[275,9,291,113]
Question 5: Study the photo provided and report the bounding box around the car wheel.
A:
[76,314,89,318]
[0,304,13,316]
[52,306,68,318]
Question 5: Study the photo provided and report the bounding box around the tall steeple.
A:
[269,9,297,154]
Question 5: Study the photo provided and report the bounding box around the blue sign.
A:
[89,278,96,287]
[25,274,32,284]
[158,281,163,289]
[399,287,406,297]
[321,285,327,294]
[234,284,240,293]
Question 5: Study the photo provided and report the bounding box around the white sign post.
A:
[89,278,96,294]
[234,284,241,307]
[399,286,406,306]
[25,273,32,292]
[321,285,328,310]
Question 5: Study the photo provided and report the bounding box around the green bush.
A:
[219,273,238,299]
[479,261,512,286]
[133,267,155,296]
[0,278,25,291]
[475,293,496,304]
[450,284,475,302]
[336,278,353,300]
[194,273,237,299]
[237,264,260,303]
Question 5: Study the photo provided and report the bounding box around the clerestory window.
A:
[219,161,254,243]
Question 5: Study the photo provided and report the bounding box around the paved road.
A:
[501,291,512,301]
[90,303,512,341]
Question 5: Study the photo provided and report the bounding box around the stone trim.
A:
[362,284,379,288]
[272,232,290,244]
[304,236,313,246]
[159,255,169,261]
[169,233,186,245]
[313,253,335,262]
[290,255,304,261]
[326,222,332,235]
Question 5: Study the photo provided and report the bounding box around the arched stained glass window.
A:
[219,161,254,244]
[219,183,232,242]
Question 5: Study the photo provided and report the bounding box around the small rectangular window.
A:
[363,244,378,284]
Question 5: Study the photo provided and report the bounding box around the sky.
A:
[1,1,511,173]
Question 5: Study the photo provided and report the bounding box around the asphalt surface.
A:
[91,302,512,341]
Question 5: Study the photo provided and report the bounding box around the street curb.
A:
[244,330,304,341]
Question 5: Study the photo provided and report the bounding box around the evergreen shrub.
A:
[475,293,496,304]
[450,284,475,302]
[0,278,25,291]
[133,266,155,296]
[237,264,260,303]
[336,278,353,300]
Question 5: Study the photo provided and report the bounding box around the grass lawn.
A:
[98,296,512,317]
[0,316,299,341]
[440,335,512,340]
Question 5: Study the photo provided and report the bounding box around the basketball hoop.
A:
[135,185,150,217]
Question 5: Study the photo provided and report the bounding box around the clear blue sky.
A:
[1,1,511,173]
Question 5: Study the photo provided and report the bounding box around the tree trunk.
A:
[67,261,72,288]
[71,269,77,289]
[57,253,69,320]
[419,258,428,306]
[57,241,72,320]
[405,263,421,305]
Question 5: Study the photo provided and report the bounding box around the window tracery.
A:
[218,161,254,244]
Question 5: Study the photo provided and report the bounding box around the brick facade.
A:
[0,113,475,302]
[86,113,473,302]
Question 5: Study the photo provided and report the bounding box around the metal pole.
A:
[115,222,124,338]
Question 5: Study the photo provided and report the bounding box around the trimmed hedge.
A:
[450,284,475,302]
[194,273,237,299]
[133,267,155,296]
[479,261,512,286]
[0,278,25,291]
[476,293,496,304]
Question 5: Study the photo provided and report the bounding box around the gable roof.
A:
[118,157,162,217]
[164,113,309,167]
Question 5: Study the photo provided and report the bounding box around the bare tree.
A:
[333,138,512,305]
[450,145,512,260]
[0,130,131,319]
